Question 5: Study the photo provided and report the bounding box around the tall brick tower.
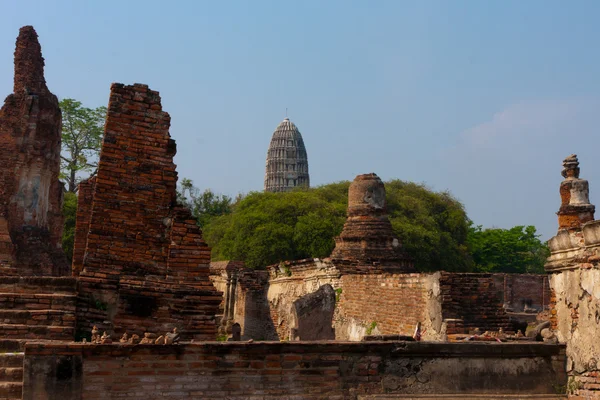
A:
[264,118,309,192]
[0,26,68,276]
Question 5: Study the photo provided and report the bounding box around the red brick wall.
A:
[22,341,567,400]
[440,273,512,334]
[78,83,176,278]
[338,273,427,336]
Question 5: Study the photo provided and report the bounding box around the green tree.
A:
[178,178,233,228]
[204,187,347,268]
[385,180,472,272]
[203,180,473,271]
[59,99,106,192]
[467,225,549,273]
[61,191,78,262]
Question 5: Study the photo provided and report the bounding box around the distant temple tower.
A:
[264,118,309,192]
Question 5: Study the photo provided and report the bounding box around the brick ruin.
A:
[0,25,591,400]
[331,173,414,273]
[73,83,222,340]
[210,174,550,343]
[0,26,68,276]
[546,154,600,398]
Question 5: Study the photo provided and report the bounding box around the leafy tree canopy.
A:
[59,99,106,192]
[201,180,474,271]
[178,178,234,228]
[467,225,549,273]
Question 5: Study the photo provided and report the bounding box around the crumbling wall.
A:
[210,261,276,340]
[267,259,341,340]
[75,83,221,340]
[439,273,512,334]
[545,155,600,397]
[222,259,538,342]
[490,273,550,312]
[23,341,567,400]
[0,26,68,276]
[290,284,335,340]
[335,273,436,340]
[546,223,600,397]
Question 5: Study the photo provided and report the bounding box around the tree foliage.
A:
[467,225,549,273]
[203,186,347,268]
[178,178,234,228]
[61,191,78,262]
[201,180,474,271]
[59,99,106,192]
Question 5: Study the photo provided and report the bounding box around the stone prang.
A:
[264,118,309,192]
[0,26,68,276]
[330,173,414,272]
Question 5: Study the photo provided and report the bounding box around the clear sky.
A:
[1,0,599,240]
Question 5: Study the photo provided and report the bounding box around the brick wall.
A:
[490,273,550,312]
[440,273,512,334]
[22,341,567,400]
[337,273,429,338]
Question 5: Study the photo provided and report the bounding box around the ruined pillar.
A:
[546,155,600,397]
[75,83,221,339]
[0,26,68,276]
[330,173,414,272]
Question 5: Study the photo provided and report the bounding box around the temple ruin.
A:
[0,25,597,400]
[210,173,547,342]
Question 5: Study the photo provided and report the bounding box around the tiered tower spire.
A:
[264,118,309,192]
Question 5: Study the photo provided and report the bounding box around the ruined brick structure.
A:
[74,83,221,340]
[0,26,68,276]
[209,261,274,339]
[264,117,309,192]
[557,154,595,230]
[0,25,577,400]
[211,174,537,342]
[331,173,414,272]
[546,155,600,398]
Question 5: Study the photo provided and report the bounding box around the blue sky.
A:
[1,0,599,240]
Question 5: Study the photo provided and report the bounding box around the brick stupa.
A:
[557,154,595,231]
[0,26,68,276]
[74,83,222,339]
[331,173,414,272]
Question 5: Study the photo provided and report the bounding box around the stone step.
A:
[0,382,22,399]
[0,368,22,382]
[0,293,77,311]
[0,324,74,340]
[0,354,22,369]
[0,309,75,326]
[0,277,77,294]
